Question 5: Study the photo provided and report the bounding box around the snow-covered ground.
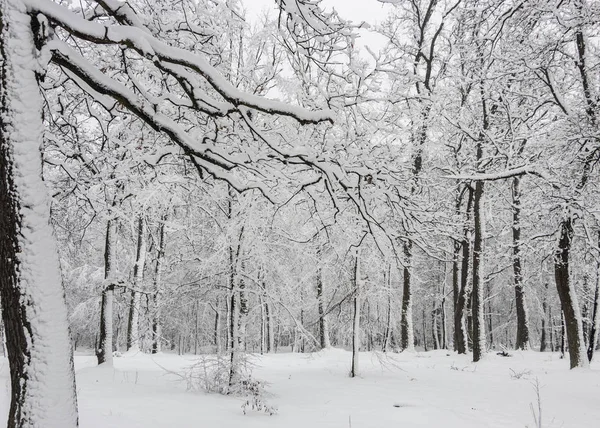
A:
[1,349,599,427]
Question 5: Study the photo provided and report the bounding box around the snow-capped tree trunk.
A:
[555,218,589,368]
[316,244,330,349]
[512,176,530,350]
[351,251,360,378]
[472,178,486,362]
[400,242,414,351]
[0,0,78,425]
[97,218,117,365]
[151,214,167,354]
[126,215,146,352]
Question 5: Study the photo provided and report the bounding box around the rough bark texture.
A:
[400,242,415,351]
[126,215,146,351]
[512,177,530,350]
[97,219,116,365]
[472,179,486,362]
[554,218,589,368]
[316,244,331,349]
[0,1,78,425]
[151,214,167,354]
[540,283,549,352]
[454,187,473,354]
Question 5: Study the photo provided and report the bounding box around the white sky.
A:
[244,0,394,54]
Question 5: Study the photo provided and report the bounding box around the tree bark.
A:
[151,213,167,354]
[588,239,600,361]
[455,187,473,354]
[554,218,589,368]
[0,1,78,424]
[400,242,415,351]
[126,215,146,351]
[511,176,530,350]
[383,263,393,352]
[351,251,361,378]
[316,243,331,349]
[540,283,549,352]
[97,218,117,365]
[472,178,486,362]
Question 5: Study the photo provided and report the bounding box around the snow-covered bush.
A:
[183,354,277,415]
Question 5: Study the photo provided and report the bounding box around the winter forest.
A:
[1,0,600,426]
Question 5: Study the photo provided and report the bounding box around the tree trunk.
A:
[455,187,473,354]
[151,213,167,354]
[214,296,221,354]
[554,218,589,368]
[588,255,600,362]
[351,252,361,378]
[511,177,530,350]
[127,215,146,352]
[97,218,117,365]
[400,242,415,351]
[316,244,331,349]
[0,2,79,424]
[540,283,549,352]
[472,179,486,362]
[383,263,393,352]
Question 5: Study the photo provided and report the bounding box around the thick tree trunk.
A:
[554,218,589,368]
[455,188,473,354]
[126,215,146,351]
[97,219,117,365]
[472,179,486,362]
[151,214,167,354]
[351,252,360,377]
[0,1,78,425]
[400,242,415,351]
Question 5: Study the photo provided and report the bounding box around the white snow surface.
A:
[2,349,599,427]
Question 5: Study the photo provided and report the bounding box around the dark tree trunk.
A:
[151,213,167,354]
[540,283,549,352]
[97,219,117,365]
[126,215,146,351]
[400,242,414,351]
[351,251,360,377]
[316,243,330,349]
[587,234,600,361]
[554,218,588,368]
[455,187,473,354]
[512,176,530,350]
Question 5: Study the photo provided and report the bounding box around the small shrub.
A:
[184,354,277,416]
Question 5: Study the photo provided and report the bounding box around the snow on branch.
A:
[444,165,555,184]
[27,0,335,124]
